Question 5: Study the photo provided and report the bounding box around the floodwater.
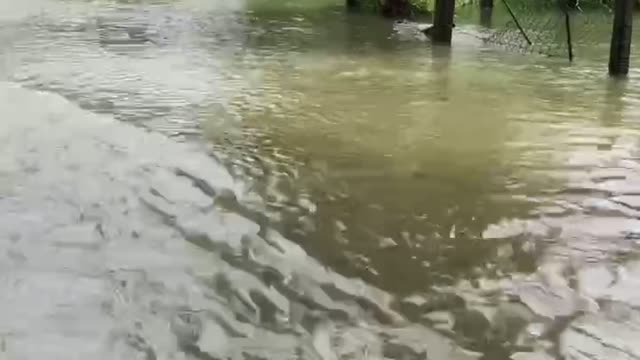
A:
[2,0,640,359]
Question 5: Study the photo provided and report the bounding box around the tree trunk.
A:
[380,0,413,18]
[609,0,633,76]
[347,0,361,11]
[431,0,455,43]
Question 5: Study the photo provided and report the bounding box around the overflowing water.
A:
[2,0,640,359]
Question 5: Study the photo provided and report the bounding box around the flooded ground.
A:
[2,0,640,359]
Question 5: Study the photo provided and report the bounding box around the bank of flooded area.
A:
[3,0,640,359]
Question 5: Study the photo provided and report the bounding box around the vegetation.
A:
[360,0,474,18]
[249,0,473,18]
[410,0,435,13]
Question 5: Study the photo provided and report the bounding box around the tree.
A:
[380,0,415,17]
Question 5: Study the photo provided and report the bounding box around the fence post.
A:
[609,0,634,76]
[432,0,456,44]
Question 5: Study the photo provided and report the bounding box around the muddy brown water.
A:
[2,0,640,359]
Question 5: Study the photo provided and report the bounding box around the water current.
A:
[2,1,640,359]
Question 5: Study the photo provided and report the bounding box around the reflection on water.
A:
[2,0,640,359]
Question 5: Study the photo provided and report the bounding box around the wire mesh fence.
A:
[476,0,614,59]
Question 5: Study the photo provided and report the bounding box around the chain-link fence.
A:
[477,0,614,60]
